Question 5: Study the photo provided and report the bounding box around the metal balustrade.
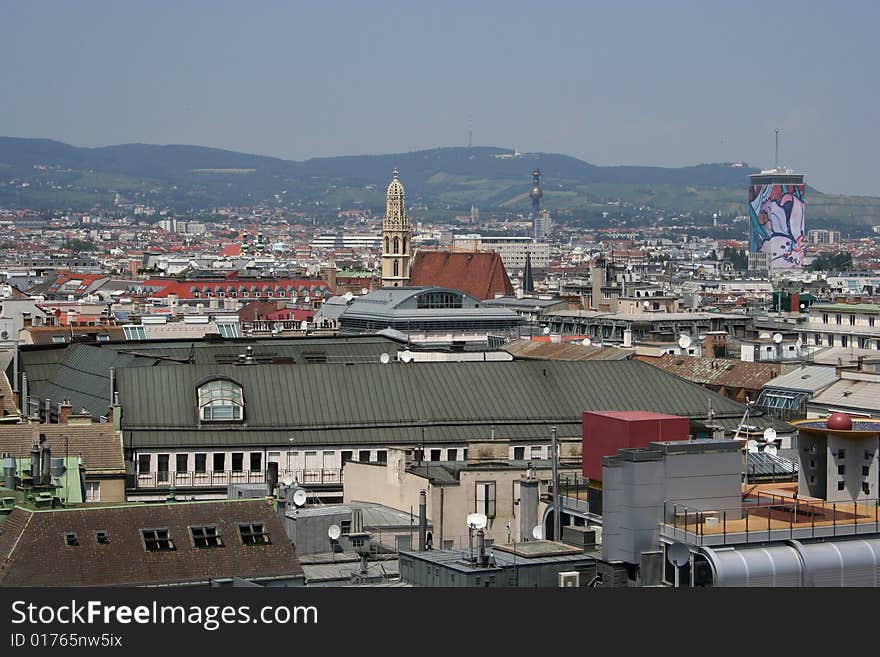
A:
[662,495,880,547]
[133,468,344,489]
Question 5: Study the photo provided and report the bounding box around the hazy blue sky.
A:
[2,1,879,195]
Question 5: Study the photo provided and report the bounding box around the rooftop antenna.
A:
[775,128,779,170]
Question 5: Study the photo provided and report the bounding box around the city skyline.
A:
[2,1,879,196]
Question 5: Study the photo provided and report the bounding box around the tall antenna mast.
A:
[774,128,779,170]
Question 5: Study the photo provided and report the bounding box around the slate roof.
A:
[408,250,514,300]
[115,359,783,448]
[0,499,302,587]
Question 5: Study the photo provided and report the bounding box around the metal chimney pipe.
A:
[267,461,278,497]
[109,367,114,406]
[3,452,15,490]
[45,399,51,423]
[20,372,27,414]
[41,441,51,485]
[477,529,486,567]
[30,441,41,479]
[418,489,427,551]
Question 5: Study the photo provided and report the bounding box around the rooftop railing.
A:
[662,494,880,547]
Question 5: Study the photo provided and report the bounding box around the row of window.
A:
[137,446,549,474]
[139,452,263,474]
[63,524,270,550]
[809,333,880,349]
[820,313,876,327]
[190,290,320,299]
[137,449,390,474]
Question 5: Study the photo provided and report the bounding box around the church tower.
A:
[381,167,412,287]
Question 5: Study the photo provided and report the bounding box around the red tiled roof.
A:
[220,244,242,257]
[408,250,514,300]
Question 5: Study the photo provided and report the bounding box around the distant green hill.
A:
[1,137,878,228]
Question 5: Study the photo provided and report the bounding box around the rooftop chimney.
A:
[59,399,73,424]
[3,452,15,490]
[477,529,487,567]
[40,440,51,485]
[30,440,41,480]
[418,489,427,552]
[267,461,279,497]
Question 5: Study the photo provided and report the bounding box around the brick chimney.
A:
[59,399,73,424]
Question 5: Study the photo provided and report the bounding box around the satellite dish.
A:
[343,291,354,302]
[466,513,488,530]
[380,352,390,364]
[542,327,550,335]
[643,300,650,310]
[765,444,778,456]
[773,332,783,344]
[795,339,803,349]
[361,288,369,295]
[304,296,311,303]
[400,350,414,363]
[678,334,692,349]
[746,440,759,453]
[327,524,341,541]
[582,337,592,347]
[280,474,295,487]
[763,428,777,443]
[667,542,691,567]
[531,525,544,540]
[292,488,307,507]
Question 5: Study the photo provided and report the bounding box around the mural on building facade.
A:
[749,183,806,268]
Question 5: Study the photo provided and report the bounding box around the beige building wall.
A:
[344,447,578,548]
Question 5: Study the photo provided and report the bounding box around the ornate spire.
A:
[523,252,534,294]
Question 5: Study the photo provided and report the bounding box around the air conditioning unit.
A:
[558,571,580,588]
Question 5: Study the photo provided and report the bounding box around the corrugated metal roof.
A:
[808,378,880,413]
[747,451,797,476]
[502,339,632,361]
[19,337,408,417]
[640,354,781,389]
[762,366,839,394]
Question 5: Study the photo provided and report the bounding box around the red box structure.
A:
[582,411,691,481]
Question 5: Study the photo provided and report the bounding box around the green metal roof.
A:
[18,336,406,418]
[117,359,763,449]
[809,303,880,314]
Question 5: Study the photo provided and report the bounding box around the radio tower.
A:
[529,168,543,238]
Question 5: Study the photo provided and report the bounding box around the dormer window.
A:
[198,379,244,421]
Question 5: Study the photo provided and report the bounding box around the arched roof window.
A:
[198,379,244,422]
